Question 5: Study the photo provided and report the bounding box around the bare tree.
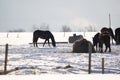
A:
[8,28,25,38]
[61,25,71,37]
[61,25,71,32]
[32,24,39,31]
[85,25,96,32]
[32,23,50,31]
[8,29,25,32]
[39,23,50,31]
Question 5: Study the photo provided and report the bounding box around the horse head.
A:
[52,41,56,47]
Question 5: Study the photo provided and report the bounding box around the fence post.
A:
[84,32,86,37]
[4,44,8,74]
[88,43,92,74]
[17,33,19,38]
[102,58,104,74]
[7,33,8,38]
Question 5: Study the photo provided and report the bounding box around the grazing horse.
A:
[101,27,116,44]
[115,28,120,45]
[33,30,56,47]
[93,32,111,52]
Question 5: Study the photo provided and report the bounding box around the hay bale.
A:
[73,39,95,53]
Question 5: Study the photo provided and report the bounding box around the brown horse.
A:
[93,32,111,53]
[99,32,111,52]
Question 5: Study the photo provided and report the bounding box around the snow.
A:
[0,32,120,75]
[0,32,96,45]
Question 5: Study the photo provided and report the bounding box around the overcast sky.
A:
[0,0,120,32]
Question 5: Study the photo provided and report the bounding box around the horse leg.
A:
[109,46,111,52]
[33,37,38,47]
[104,45,107,52]
[33,42,35,47]
[34,43,35,47]
[47,39,50,47]
[108,44,111,52]
[33,42,37,47]
[99,47,103,53]
[105,45,111,52]
[43,39,47,47]
[36,42,38,47]
[35,39,39,47]
[95,44,97,52]
[99,42,102,53]
[96,43,99,52]
[108,38,111,52]
[117,36,120,44]
[99,43,103,53]
[111,37,114,45]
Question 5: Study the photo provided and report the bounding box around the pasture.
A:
[0,32,120,74]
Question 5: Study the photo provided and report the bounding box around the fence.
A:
[0,44,8,74]
[1,43,118,74]
[0,32,97,45]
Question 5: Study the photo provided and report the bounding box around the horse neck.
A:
[50,35,55,42]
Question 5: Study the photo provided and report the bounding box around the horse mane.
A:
[49,31,56,47]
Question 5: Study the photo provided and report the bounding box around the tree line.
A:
[7,23,97,32]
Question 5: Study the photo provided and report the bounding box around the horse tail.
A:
[115,28,120,44]
[33,31,36,43]
[33,30,39,47]
[109,28,116,41]
[33,32,35,43]
[50,32,56,47]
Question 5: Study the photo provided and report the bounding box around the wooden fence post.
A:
[4,44,8,74]
[88,43,92,74]
[17,33,19,38]
[84,32,86,37]
[7,33,8,38]
[102,58,104,74]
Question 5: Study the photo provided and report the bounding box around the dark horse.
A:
[99,32,111,52]
[93,32,100,51]
[115,28,120,45]
[101,27,116,44]
[33,30,56,47]
[93,32,111,53]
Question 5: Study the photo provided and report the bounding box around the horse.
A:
[93,32,111,53]
[101,27,116,44]
[33,30,56,47]
[99,32,111,53]
[115,28,120,45]
[93,32,100,51]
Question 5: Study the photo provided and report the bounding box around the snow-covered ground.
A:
[0,32,120,75]
[0,32,96,45]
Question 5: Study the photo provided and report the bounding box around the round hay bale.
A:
[73,39,96,53]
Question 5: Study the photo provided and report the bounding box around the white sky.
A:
[0,0,120,32]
